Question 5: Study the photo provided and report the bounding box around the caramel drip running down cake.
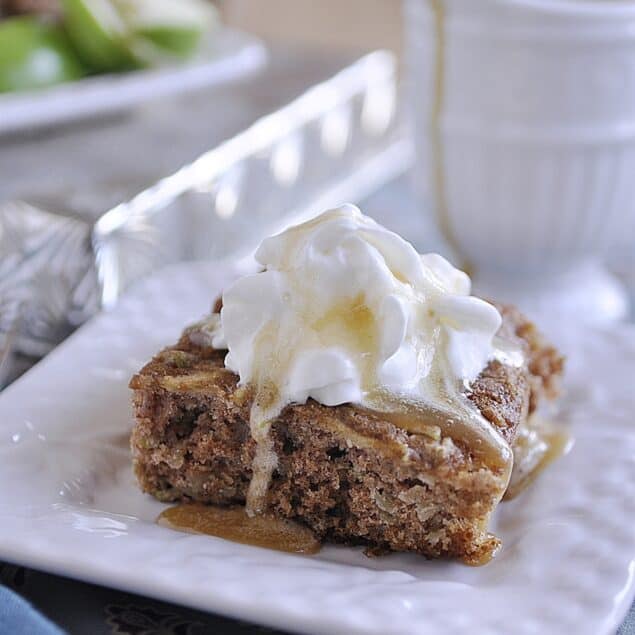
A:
[130,205,564,564]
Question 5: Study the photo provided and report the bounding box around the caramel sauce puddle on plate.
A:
[158,504,321,555]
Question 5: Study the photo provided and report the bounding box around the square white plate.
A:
[0,262,633,635]
[0,29,266,135]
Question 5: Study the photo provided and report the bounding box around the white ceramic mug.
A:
[405,0,635,322]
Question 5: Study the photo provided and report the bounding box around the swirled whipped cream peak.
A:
[215,205,502,409]
[208,205,511,513]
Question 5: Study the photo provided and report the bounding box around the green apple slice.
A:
[0,17,85,93]
[61,0,138,72]
[114,0,218,62]
[134,24,206,58]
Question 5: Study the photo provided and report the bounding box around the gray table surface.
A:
[0,46,633,635]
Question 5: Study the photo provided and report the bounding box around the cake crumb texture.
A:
[130,304,563,563]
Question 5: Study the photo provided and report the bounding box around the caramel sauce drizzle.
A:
[245,294,380,515]
[428,0,472,274]
[364,391,512,474]
[505,415,572,500]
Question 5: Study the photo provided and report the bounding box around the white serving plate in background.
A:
[0,262,633,635]
[0,28,266,135]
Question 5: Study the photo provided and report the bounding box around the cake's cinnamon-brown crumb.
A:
[495,303,564,411]
[130,305,563,562]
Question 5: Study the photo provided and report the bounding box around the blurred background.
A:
[0,0,412,386]
[222,1,401,52]
[1,0,634,380]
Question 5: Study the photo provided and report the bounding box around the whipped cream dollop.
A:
[213,205,502,412]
